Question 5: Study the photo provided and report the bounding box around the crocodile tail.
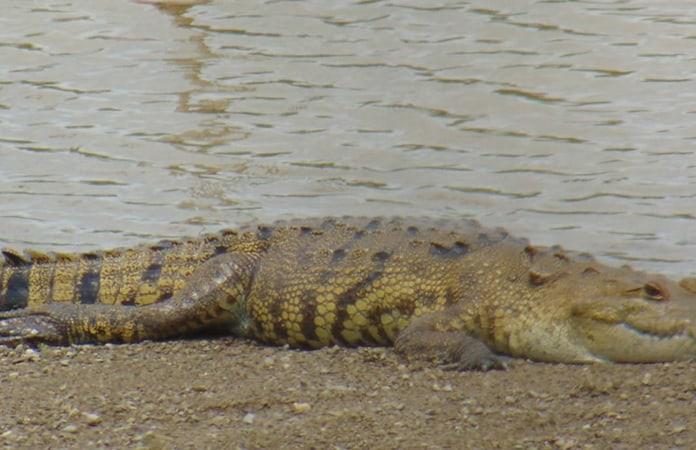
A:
[0,248,49,310]
[0,227,266,311]
[1,244,156,310]
[0,232,248,311]
[0,244,165,310]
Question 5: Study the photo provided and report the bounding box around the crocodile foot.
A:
[0,307,66,346]
[438,349,509,371]
[394,314,508,371]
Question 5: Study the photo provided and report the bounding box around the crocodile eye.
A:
[643,282,668,301]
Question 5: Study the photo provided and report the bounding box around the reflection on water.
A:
[0,0,695,275]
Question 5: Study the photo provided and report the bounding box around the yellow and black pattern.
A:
[0,217,506,346]
[0,228,269,310]
[2,217,696,369]
[245,218,494,348]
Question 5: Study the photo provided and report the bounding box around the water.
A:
[1,0,695,276]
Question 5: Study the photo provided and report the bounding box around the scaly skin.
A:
[1,217,696,370]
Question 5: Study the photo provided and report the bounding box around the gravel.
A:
[1,339,694,449]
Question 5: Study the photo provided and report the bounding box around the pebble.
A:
[641,373,653,386]
[83,412,103,426]
[15,348,40,363]
[672,425,686,434]
[292,402,312,414]
[137,431,169,450]
[431,383,453,392]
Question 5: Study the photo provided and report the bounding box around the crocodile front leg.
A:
[0,252,259,346]
[394,310,508,371]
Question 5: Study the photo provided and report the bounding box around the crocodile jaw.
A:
[570,300,696,363]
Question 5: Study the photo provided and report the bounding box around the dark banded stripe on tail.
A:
[74,252,101,304]
[4,270,30,309]
[1,248,32,309]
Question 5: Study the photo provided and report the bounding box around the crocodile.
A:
[1,216,696,370]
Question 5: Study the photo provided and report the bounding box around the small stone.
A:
[138,431,169,450]
[553,437,576,450]
[83,412,102,426]
[292,402,311,414]
[18,348,40,362]
[63,424,78,434]
[242,413,255,424]
[672,425,686,434]
[642,373,653,386]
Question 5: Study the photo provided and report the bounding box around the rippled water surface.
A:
[1,0,696,275]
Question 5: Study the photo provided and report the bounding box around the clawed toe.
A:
[439,354,509,371]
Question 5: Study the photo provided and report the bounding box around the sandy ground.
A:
[1,339,695,449]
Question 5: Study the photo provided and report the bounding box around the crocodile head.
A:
[567,272,696,363]
[502,256,696,364]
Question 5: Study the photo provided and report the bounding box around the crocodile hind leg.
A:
[0,252,259,346]
[394,310,508,371]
